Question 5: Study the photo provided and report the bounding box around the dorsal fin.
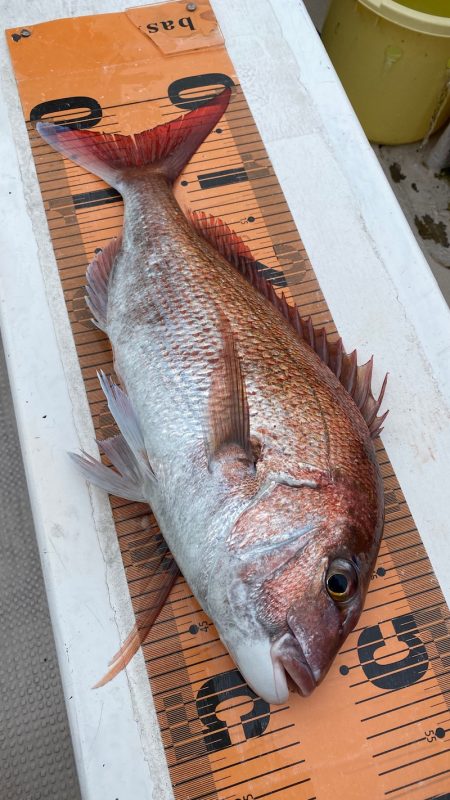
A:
[190,211,388,438]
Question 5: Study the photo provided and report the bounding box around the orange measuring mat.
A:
[6,3,450,799]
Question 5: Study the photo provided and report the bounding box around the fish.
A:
[37,88,387,705]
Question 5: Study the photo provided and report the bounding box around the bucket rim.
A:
[357,0,450,36]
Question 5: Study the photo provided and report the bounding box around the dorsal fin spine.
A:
[190,210,388,439]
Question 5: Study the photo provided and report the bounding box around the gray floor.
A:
[374,139,450,304]
[0,334,81,800]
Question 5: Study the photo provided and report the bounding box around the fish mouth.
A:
[271,632,316,698]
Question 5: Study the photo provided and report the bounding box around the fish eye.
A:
[326,559,358,604]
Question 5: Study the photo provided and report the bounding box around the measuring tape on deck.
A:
[7,3,450,798]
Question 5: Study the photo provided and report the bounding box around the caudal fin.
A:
[36,88,231,188]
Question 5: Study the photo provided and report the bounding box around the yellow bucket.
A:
[322,0,450,144]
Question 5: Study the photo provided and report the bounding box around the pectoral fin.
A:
[94,552,180,688]
[206,316,253,467]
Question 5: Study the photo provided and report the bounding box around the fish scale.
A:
[112,179,369,485]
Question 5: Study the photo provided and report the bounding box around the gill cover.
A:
[206,481,323,704]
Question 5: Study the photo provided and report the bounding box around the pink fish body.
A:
[37,90,386,704]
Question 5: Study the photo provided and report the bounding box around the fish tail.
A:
[36,88,231,189]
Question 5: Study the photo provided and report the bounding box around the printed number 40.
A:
[29,74,235,127]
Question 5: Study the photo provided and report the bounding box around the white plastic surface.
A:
[1,0,450,797]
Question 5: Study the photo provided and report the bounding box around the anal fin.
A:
[86,236,122,331]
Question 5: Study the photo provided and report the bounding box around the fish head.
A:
[208,472,383,705]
